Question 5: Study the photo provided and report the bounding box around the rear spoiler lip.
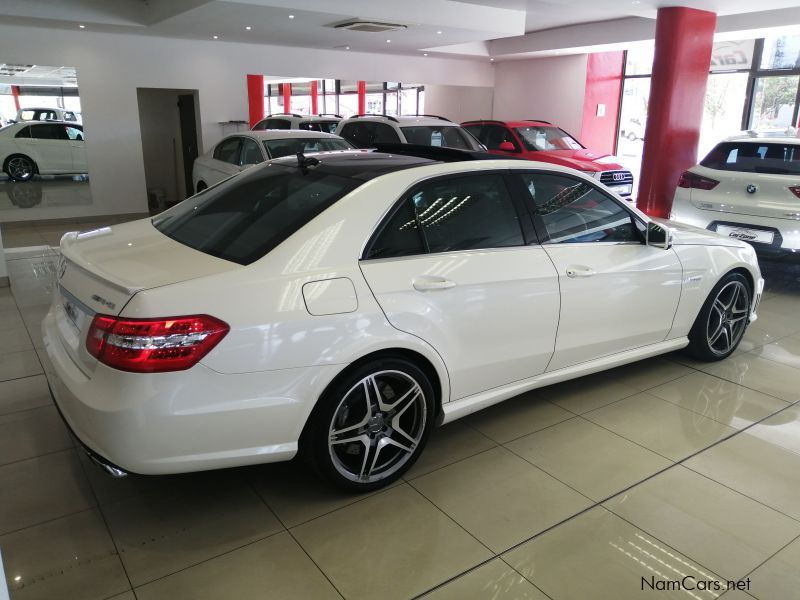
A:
[60,232,143,297]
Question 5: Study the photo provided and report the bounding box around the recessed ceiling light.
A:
[213,35,219,39]
[631,0,640,4]
[78,24,85,29]
[245,26,252,30]
[386,39,391,43]
[437,30,442,34]
[490,58,494,61]
[423,53,428,56]
[288,14,295,19]
[345,46,351,50]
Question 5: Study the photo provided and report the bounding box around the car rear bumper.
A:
[42,308,339,475]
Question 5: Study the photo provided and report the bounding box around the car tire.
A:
[305,357,435,492]
[685,272,752,361]
[5,154,37,182]
[195,181,207,194]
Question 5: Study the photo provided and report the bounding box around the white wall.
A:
[0,24,493,222]
[424,84,494,123]
[492,54,588,135]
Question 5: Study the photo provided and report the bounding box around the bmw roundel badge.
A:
[746,184,757,194]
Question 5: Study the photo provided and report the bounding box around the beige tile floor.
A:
[1,235,800,599]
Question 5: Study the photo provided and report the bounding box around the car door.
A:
[24,123,73,173]
[238,137,266,168]
[65,125,87,172]
[512,171,683,371]
[205,137,243,184]
[360,172,560,401]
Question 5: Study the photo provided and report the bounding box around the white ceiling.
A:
[1,0,799,60]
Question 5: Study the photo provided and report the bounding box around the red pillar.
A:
[311,80,319,114]
[11,85,20,111]
[357,81,366,115]
[283,83,292,114]
[636,7,716,218]
[246,74,264,128]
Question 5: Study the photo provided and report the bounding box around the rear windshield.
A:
[514,126,583,151]
[264,137,353,159]
[153,163,360,265]
[400,126,479,151]
[701,142,800,175]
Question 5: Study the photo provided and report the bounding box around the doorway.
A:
[136,88,201,212]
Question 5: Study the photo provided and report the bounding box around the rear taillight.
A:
[789,186,800,198]
[678,171,719,190]
[86,314,229,373]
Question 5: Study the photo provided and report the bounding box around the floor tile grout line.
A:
[0,504,99,538]
[497,556,556,600]
[0,441,77,470]
[403,440,501,482]
[733,531,800,592]
[74,448,138,595]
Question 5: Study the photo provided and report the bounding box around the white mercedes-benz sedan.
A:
[191,129,353,193]
[672,132,800,261]
[44,149,763,491]
[1,121,87,181]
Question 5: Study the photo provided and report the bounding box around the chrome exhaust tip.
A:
[86,450,129,478]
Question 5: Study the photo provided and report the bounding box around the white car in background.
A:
[15,107,81,123]
[336,114,485,151]
[672,131,800,260]
[191,129,353,192]
[252,113,342,133]
[0,121,87,181]
[45,149,762,491]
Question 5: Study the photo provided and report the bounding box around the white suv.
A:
[336,114,485,151]
[252,113,342,134]
[672,131,800,261]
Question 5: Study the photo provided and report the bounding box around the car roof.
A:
[235,130,345,141]
[341,115,460,127]
[270,150,436,180]
[462,119,554,128]
[723,131,800,144]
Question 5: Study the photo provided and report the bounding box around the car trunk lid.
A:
[54,219,236,375]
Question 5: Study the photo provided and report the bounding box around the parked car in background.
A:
[252,113,342,133]
[462,119,635,198]
[15,107,80,123]
[0,121,86,181]
[336,114,485,151]
[672,131,800,261]
[45,147,762,491]
[192,129,353,192]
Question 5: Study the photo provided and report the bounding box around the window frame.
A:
[213,136,243,165]
[238,136,265,166]
[361,170,539,261]
[508,170,646,246]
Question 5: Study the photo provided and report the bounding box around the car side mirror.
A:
[498,141,518,152]
[646,222,672,250]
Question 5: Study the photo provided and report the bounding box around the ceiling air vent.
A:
[328,20,408,33]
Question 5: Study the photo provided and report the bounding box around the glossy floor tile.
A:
[539,369,640,414]
[747,334,800,370]
[422,558,548,600]
[747,535,800,600]
[134,532,342,600]
[701,354,800,403]
[685,433,800,521]
[505,417,671,501]
[291,484,493,600]
[604,465,800,580]
[505,506,723,600]
[404,420,497,479]
[0,405,73,466]
[746,404,800,455]
[646,371,788,430]
[0,509,130,600]
[0,349,42,383]
[101,474,282,586]
[0,374,51,416]
[463,392,573,443]
[584,392,737,461]
[410,446,592,552]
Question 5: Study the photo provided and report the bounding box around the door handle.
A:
[412,276,457,291]
[565,265,596,278]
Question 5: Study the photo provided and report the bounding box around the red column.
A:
[11,85,20,111]
[283,83,292,113]
[246,74,264,128]
[636,7,716,217]
[357,81,366,115]
[311,80,319,114]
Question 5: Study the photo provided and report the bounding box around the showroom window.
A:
[517,173,640,244]
[616,36,800,192]
[411,174,524,253]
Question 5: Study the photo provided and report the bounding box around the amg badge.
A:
[91,294,116,311]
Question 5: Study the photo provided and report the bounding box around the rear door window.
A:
[153,164,361,265]
[701,142,800,175]
[29,124,69,140]
[213,138,242,164]
[239,138,264,165]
